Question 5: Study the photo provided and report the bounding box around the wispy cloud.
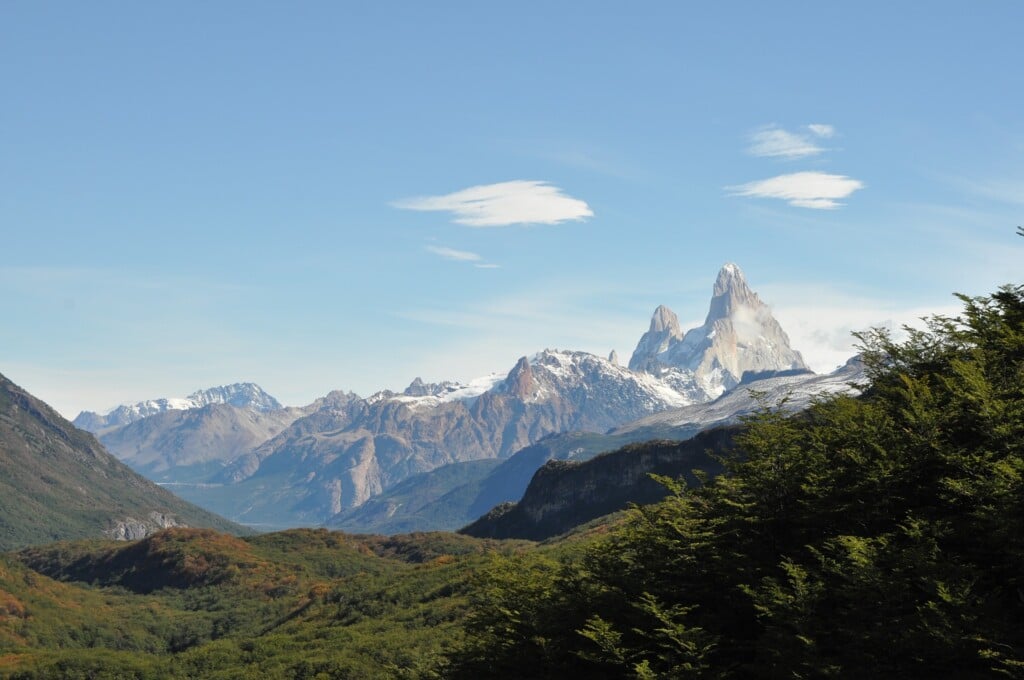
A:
[425,245,502,269]
[730,171,865,209]
[395,180,593,227]
[807,123,835,138]
[748,124,833,159]
[957,177,1024,206]
[425,245,482,262]
[749,128,822,159]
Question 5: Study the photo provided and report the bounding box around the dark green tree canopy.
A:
[452,283,1024,679]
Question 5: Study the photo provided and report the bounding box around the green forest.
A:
[2,283,1023,678]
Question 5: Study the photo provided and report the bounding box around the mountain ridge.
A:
[0,371,246,550]
[73,382,284,435]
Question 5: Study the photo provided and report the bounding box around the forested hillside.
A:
[451,284,1024,678]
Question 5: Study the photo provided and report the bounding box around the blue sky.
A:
[2,2,1023,417]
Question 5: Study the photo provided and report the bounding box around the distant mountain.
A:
[329,359,864,534]
[97,402,309,483]
[187,350,699,526]
[73,382,283,435]
[629,263,808,398]
[87,263,822,531]
[0,371,245,550]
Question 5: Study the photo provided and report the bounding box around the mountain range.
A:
[73,383,283,435]
[71,263,856,531]
[328,357,864,533]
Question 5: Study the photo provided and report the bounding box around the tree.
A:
[453,283,1024,678]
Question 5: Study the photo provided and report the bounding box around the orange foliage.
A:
[0,591,26,619]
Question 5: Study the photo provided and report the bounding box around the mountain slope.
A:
[460,427,736,541]
[0,372,245,550]
[97,402,307,482]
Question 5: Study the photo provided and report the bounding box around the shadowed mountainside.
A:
[0,372,245,551]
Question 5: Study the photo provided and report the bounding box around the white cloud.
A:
[474,263,501,269]
[764,289,962,374]
[808,123,835,138]
[425,245,482,262]
[395,180,593,227]
[748,126,826,159]
[730,171,865,209]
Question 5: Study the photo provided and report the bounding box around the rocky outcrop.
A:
[105,512,182,541]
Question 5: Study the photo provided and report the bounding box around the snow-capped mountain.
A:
[73,383,283,434]
[94,263,822,530]
[205,348,703,525]
[630,263,807,398]
[330,358,866,535]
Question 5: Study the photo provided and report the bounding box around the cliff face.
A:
[460,426,737,541]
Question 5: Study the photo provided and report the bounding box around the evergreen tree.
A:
[452,283,1024,678]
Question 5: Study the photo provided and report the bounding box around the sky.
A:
[2,2,1023,418]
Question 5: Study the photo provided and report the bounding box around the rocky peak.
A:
[706,262,761,323]
[629,263,809,398]
[649,304,682,335]
[403,377,431,397]
[628,305,685,372]
[504,356,536,399]
[402,377,464,398]
[608,350,619,365]
[186,383,283,412]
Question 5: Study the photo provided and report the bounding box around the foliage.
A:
[1,528,531,678]
[451,284,1024,678]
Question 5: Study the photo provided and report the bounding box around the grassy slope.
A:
[0,373,245,551]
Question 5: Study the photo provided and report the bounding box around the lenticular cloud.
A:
[395,180,593,227]
[730,171,864,210]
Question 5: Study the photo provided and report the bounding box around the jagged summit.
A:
[629,263,808,398]
[629,306,685,373]
[649,304,683,335]
[706,262,760,322]
[74,382,284,434]
[186,383,282,412]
